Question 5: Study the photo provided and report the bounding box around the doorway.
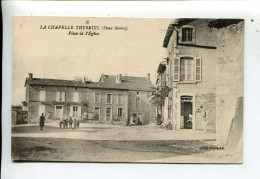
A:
[106,108,112,121]
[180,96,193,129]
[55,105,63,120]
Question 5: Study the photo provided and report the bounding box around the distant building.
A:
[24,73,155,125]
[100,73,155,125]
[12,105,28,125]
[158,18,243,133]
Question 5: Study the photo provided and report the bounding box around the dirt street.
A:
[11,123,240,163]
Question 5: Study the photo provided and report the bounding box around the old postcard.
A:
[12,16,243,163]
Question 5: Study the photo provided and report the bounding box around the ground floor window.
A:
[118,108,123,117]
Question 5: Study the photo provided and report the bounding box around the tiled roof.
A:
[26,78,129,90]
[102,75,156,92]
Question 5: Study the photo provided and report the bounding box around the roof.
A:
[207,19,243,29]
[25,74,156,92]
[25,78,129,90]
[101,75,156,92]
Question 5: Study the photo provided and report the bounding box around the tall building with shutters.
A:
[161,18,243,132]
[24,73,155,125]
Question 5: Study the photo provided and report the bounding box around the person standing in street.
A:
[39,113,45,131]
[201,107,207,132]
[69,117,73,129]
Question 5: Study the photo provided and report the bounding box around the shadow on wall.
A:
[226,97,243,153]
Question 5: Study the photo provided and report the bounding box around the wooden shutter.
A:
[56,92,60,101]
[78,106,81,116]
[62,92,65,101]
[195,57,202,82]
[74,92,79,102]
[173,57,180,81]
[70,106,73,117]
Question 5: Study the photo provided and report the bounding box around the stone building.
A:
[99,73,156,125]
[160,18,243,133]
[24,73,155,125]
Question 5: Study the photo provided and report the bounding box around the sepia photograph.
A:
[11,16,243,163]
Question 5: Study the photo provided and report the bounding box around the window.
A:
[179,25,195,44]
[117,94,123,104]
[38,105,45,116]
[73,92,79,102]
[118,108,123,117]
[137,91,139,96]
[39,91,46,101]
[180,57,193,81]
[136,98,140,108]
[182,28,193,42]
[173,57,201,82]
[94,93,101,103]
[106,94,112,104]
[56,92,65,102]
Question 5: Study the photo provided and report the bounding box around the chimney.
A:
[146,73,150,82]
[116,74,122,84]
[100,73,104,83]
[29,73,33,79]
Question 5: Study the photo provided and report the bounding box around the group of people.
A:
[59,118,80,129]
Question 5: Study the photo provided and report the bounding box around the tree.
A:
[151,86,172,107]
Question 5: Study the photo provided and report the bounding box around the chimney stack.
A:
[29,73,33,79]
[116,74,122,84]
[146,73,150,82]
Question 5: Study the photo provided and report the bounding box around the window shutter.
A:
[56,92,60,101]
[78,106,81,116]
[173,57,180,81]
[70,106,73,116]
[74,92,79,102]
[43,91,46,101]
[195,57,202,82]
[62,92,65,101]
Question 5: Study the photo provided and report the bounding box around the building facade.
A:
[24,73,155,125]
[160,19,243,132]
[100,73,156,125]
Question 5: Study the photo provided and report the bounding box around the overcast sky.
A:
[12,17,172,105]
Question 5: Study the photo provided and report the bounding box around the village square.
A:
[11,18,243,163]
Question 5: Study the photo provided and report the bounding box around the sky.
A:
[12,16,172,105]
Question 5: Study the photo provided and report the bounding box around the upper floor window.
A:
[117,94,123,104]
[179,25,195,44]
[182,28,193,42]
[39,91,46,101]
[94,93,101,103]
[180,57,193,81]
[106,94,112,104]
[56,92,65,102]
[73,92,79,102]
[173,57,202,82]
[136,98,140,108]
